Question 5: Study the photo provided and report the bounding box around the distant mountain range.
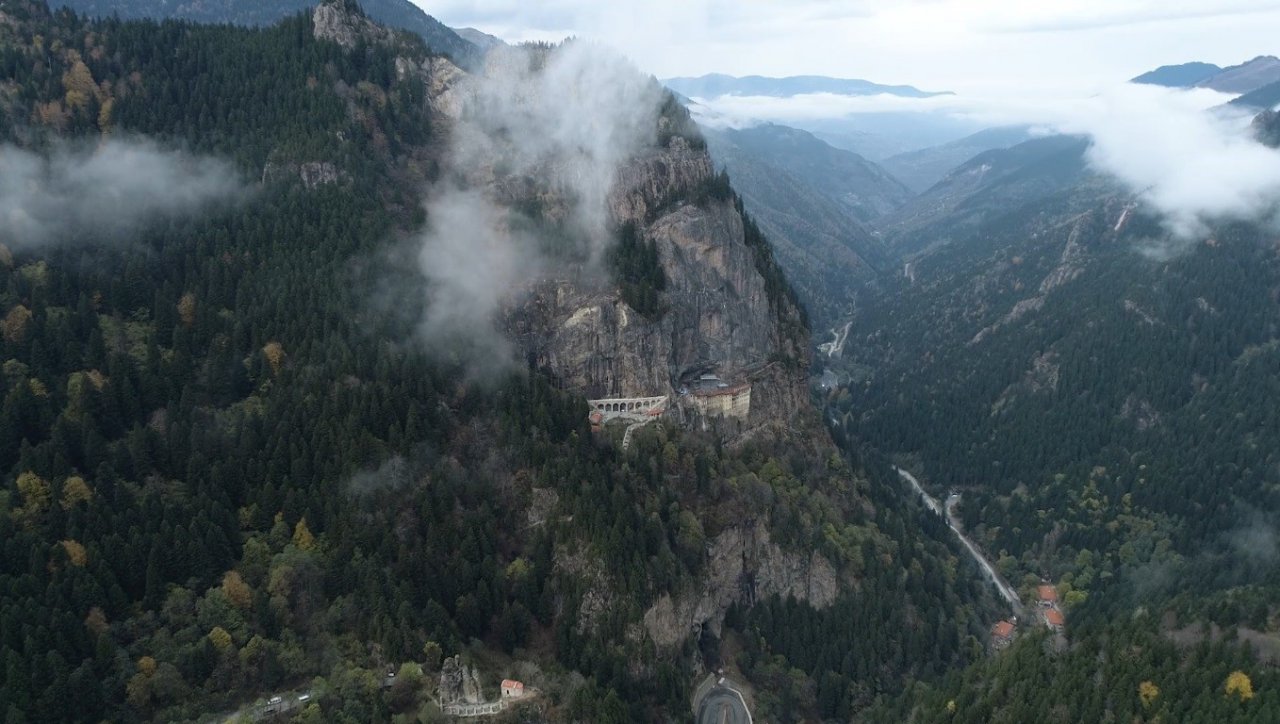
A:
[663,74,949,99]
[1132,56,1280,95]
[873,134,1095,257]
[50,0,482,67]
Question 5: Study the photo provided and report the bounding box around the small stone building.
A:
[501,679,525,699]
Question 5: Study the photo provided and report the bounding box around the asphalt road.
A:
[696,685,752,724]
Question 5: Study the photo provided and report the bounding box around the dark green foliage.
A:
[609,220,666,319]
[50,0,482,68]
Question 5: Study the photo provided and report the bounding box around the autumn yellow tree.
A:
[62,57,97,109]
[17,471,51,514]
[222,570,252,610]
[292,518,316,551]
[262,341,286,376]
[1139,680,1160,708]
[61,475,93,509]
[177,292,197,327]
[1225,670,1254,701]
[61,539,88,567]
[2,305,32,343]
[208,626,233,652]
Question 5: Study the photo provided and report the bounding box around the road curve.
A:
[697,684,752,724]
[895,466,1024,616]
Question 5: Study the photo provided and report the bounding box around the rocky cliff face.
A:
[504,139,809,427]
[414,45,811,430]
[643,521,839,649]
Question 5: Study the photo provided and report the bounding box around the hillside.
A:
[1197,55,1280,93]
[49,0,482,67]
[1132,56,1280,95]
[873,134,1097,256]
[1233,79,1280,110]
[0,2,998,721]
[828,111,1280,721]
[701,124,899,324]
[1131,61,1222,87]
[881,126,1035,193]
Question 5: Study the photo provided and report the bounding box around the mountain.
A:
[1132,56,1280,95]
[874,134,1096,256]
[880,125,1036,192]
[1254,109,1280,146]
[453,26,504,53]
[709,124,910,222]
[50,0,482,67]
[663,73,948,99]
[1231,79,1280,110]
[1196,55,1280,93]
[805,111,991,161]
[0,3,997,721]
[829,109,1280,723]
[700,124,900,324]
[1131,61,1222,87]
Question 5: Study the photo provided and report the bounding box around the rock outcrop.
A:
[642,521,839,649]
[507,137,809,429]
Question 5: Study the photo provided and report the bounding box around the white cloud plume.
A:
[0,138,243,248]
[414,42,664,372]
[693,83,1280,237]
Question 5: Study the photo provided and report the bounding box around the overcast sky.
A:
[418,0,1280,94]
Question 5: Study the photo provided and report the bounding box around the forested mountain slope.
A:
[880,126,1035,193]
[828,121,1280,720]
[701,124,899,325]
[49,0,481,67]
[0,2,998,721]
[873,134,1098,257]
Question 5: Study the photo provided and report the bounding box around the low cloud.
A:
[413,41,664,373]
[693,83,1280,238]
[0,138,243,248]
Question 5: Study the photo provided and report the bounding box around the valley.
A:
[1,0,1278,722]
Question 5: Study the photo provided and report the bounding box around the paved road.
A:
[895,466,1024,617]
[696,684,752,724]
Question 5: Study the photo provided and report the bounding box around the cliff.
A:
[643,521,839,648]
[416,42,811,432]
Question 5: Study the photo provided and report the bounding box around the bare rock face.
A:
[439,656,485,705]
[643,521,839,649]
[299,162,340,188]
[509,140,809,428]
[312,1,392,50]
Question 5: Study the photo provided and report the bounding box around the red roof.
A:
[1038,585,1058,602]
[501,680,524,690]
[1044,609,1065,627]
[991,620,1015,638]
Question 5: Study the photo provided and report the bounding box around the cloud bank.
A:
[414,41,664,372]
[693,82,1280,238]
[0,138,243,248]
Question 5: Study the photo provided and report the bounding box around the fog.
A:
[0,138,243,249]
[692,82,1280,238]
[414,41,664,371]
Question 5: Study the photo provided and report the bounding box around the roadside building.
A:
[501,680,525,699]
[991,620,1016,650]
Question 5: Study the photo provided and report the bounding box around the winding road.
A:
[895,467,1024,616]
[696,683,752,724]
